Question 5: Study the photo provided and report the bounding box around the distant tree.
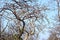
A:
[48,0,60,40]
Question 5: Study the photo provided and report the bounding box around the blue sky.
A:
[0,0,59,40]
[0,0,58,31]
[0,0,58,33]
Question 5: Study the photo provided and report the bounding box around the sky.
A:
[0,0,59,40]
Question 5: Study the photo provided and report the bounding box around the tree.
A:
[48,0,60,40]
[0,0,49,40]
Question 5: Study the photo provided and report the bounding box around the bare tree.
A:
[48,0,60,40]
[0,0,49,40]
[48,25,60,40]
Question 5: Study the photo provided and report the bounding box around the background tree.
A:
[0,0,52,40]
[48,0,60,40]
